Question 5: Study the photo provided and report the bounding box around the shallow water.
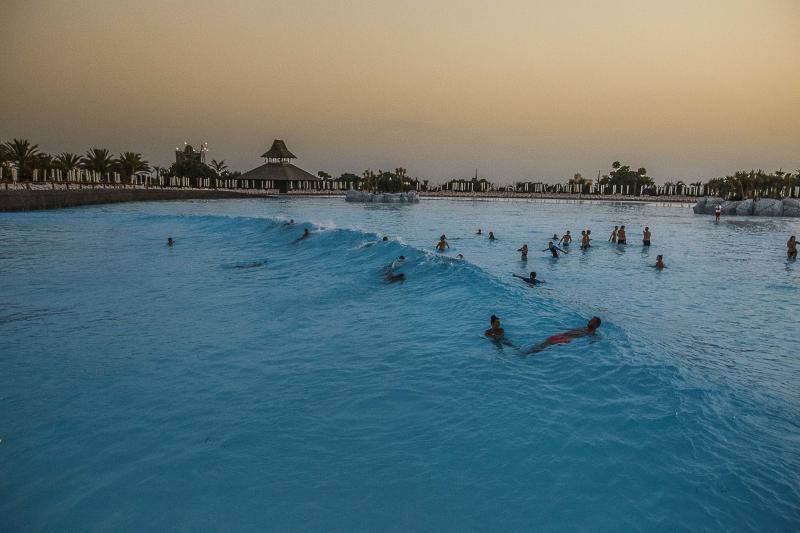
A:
[1,197,798,531]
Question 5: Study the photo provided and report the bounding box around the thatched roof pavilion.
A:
[240,139,318,193]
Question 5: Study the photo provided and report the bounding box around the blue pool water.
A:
[1,197,798,531]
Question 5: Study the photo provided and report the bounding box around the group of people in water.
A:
[485,314,603,354]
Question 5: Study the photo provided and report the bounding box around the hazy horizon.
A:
[1,0,798,185]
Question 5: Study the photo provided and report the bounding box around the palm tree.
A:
[4,138,41,180]
[209,159,227,176]
[54,152,82,173]
[82,148,114,175]
[116,152,149,178]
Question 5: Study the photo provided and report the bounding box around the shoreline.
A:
[0,183,699,212]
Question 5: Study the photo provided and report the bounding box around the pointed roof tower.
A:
[261,139,297,162]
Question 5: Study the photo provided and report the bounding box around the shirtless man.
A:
[513,271,541,285]
[642,227,651,246]
[580,231,590,250]
[617,225,627,245]
[293,228,311,243]
[517,244,529,260]
[167,237,174,247]
[436,235,450,251]
[476,228,482,235]
[714,205,721,222]
[488,231,496,241]
[655,255,665,269]
[526,317,602,354]
[559,231,572,246]
[788,235,797,260]
[609,226,618,243]
[484,315,505,340]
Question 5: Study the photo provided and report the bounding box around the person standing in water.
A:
[488,231,496,241]
[436,235,450,251]
[526,317,602,354]
[484,315,505,340]
[559,231,572,246]
[788,235,797,260]
[551,233,559,242]
[642,227,651,246]
[476,229,482,235]
[655,255,665,269]
[167,237,174,247]
[715,205,721,222]
[609,226,618,243]
[617,225,627,244]
[580,231,590,250]
[543,241,568,258]
[517,244,529,260]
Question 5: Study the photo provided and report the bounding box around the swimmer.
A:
[382,236,389,241]
[293,228,310,243]
[580,231,590,250]
[513,271,541,285]
[609,226,618,243]
[617,225,626,244]
[484,314,505,340]
[543,241,567,258]
[488,231,496,241]
[788,235,797,260]
[655,255,665,269]
[551,233,559,241]
[435,235,450,251]
[714,205,721,222]
[284,219,295,226]
[517,244,529,260]
[642,226,651,246]
[559,231,572,246]
[456,254,464,260]
[385,272,406,283]
[526,316,602,354]
[476,228,482,235]
[167,237,174,247]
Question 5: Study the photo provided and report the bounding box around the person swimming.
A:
[488,231,496,241]
[559,231,572,246]
[284,219,295,226]
[484,314,505,340]
[655,255,665,269]
[293,228,311,243]
[476,228,482,235]
[642,226,651,246]
[167,237,174,247]
[385,272,406,283]
[436,236,450,251]
[551,233,559,241]
[543,241,567,258]
[609,226,618,243]
[788,235,797,259]
[456,253,464,260]
[382,236,389,241]
[513,271,541,285]
[526,316,602,354]
[517,244,529,260]
[617,225,626,244]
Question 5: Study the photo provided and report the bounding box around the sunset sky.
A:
[1,0,798,184]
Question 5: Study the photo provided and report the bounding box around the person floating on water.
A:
[436,235,450,251]
[552,233,559,241]
[580,231,590,250]
[559,231,572,246]
[526,316,602,354]
[642,226,651,246]
[285,219,295,226]
[484,315,505,340]
[294,228,310,243]
[385,272,406,283]
[513,271,541,285]
[655,255,665,269]
[488,231,496,241]
[543,241,567,258]
[476,228,482,235]
[518,244,529,260]
[788,235,797,260]
[715,205,721,222]
[609,226,618,243]
[617,225,627,244]
[167,237,174,247]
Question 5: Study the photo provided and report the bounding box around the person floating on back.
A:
[488,231,496,241]
[294,228,310,243]
[526,316,602,354]
[513,271,541,285]
[167,237,174,247]
[609,226,618,243]
[788,235,797,260]
[559,231,572,246]
[517,244,528,260]
[655,255,665,269]
[436,235,450,251]
[484,315,505,340]
[642,226,651,246]
[714,205,721,222]
[617,225,627,244]
[544,241,567,258]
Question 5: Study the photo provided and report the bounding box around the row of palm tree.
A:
[705,170,800,200]
[1,139,151,180]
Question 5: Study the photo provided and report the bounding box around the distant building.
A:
[175,143,206,164]
[239,140,319,193]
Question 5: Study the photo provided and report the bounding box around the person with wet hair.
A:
[293,228,310,243]
[513,271,541,285]
[655,255,665,269]
[788,235,797,260]
[517,244,529,260]
[436,235,450,251]
[484,315,505,339]
[526,317,602,354]
[167,237,174,247]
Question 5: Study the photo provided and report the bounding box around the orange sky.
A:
[1,0,798,184]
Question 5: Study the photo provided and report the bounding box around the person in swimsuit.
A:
[552,233,559,241]
[456,254,464,260]
[609,226,618,243]
[476,229,482,235]
[385,272,406,283]
[518,244,529,260]
[284,219,295,226]
[617,225,627,244]
[655,255,665,269]
[513,271,541,285]
[167,237,174,247]
[543,241,567,258]
[714,205,721,222]
[293,228,311,243]
[488,231,496,241]
[642,226,651,246]
[526,316,602,354]
[484,315,505,340]
[580,231,590,250]
[559,231,572,246]
[788,235,797,259]
[436,236,450,251]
